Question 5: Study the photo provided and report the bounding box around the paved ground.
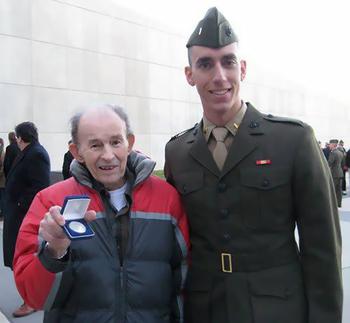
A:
[1,194,350,322]
[0,220,43,322]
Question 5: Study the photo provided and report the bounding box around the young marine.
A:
[165,7,342,323]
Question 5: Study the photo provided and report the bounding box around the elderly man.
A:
[164,7,342,323]
[14,104,189,323]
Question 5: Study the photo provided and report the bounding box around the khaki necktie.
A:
[212,127,228,170]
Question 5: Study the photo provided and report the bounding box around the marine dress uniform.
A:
[165,103,342,323]
[164,7,342,323]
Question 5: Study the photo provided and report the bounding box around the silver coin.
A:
[68,221,87,234]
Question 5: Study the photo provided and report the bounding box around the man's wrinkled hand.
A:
[39,206,96,258]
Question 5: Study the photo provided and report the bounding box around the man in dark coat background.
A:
[322,142,331,160]
[62,139,74,179]
[2,121,50,317]
[164,7,342,323]
[338,140,347,194]
[3,131,20,179]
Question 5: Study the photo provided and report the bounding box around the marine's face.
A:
[70,109,134,190]
[185,43,246,119]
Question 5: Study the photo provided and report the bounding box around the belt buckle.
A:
[221,253,233,273]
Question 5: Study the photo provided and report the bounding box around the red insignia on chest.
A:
[256,159,271,165]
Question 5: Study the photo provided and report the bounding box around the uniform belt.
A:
[191,244,300,273]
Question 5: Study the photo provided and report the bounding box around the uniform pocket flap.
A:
[240,167,289,190]
[174,171,203,195]
[250,280,292,299]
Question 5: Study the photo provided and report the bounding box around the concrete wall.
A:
[0,0,348,171]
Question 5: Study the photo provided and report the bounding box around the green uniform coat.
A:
[164,103,342,323]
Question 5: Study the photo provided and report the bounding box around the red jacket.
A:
[14,152,189,323]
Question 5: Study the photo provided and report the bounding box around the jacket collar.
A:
[202,101,247,141]
[187,102,264,177]
[70,150,156,192]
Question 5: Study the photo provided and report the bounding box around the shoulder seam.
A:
[168,123,198,142]
[263,114,304,127]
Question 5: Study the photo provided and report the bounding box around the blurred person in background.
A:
[322,142,331,160]
[0,138,5,220]
[62,139,74,180]
[328,139,344,207]
[3,131,20,179]
[2,121,50,317]
[338,140,347,194]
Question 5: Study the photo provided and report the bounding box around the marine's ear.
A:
[185,66,195,86]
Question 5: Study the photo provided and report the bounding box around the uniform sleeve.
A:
[164,143,174,185]
[169,188,190,323]
[13,191,68,310]
[293,126,342,323]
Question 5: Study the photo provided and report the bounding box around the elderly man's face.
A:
[70,109,134,190]
[185,43,246,119]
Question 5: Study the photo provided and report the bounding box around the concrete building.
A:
[0,0,348,172]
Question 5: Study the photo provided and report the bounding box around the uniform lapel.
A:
[188,123,221,177]
[221,104,263,176]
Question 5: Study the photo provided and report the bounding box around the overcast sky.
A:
[116,0,350,105]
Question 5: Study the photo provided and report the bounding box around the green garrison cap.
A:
[186,7,238,48]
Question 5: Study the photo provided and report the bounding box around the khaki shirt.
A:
[203,101,247,154]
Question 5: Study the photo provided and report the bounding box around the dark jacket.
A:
[322,146,331,160]
[2,141,50,268]
[62,150,74,180]
[3,142,20,178]
[0,150,5,189]
[346,149,350,168]
[165,103,342,323]
[14,151,189,323]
